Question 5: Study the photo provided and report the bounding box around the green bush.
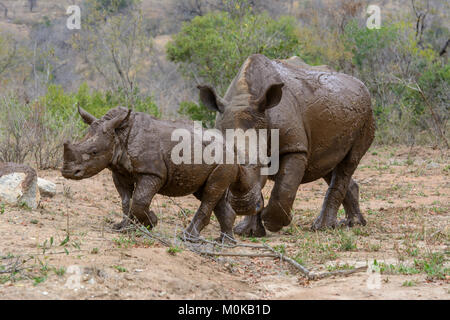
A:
[167,9,301,125]
[0,83,160,168]
[40,83,160,129]
[342,20,449,145]
[167,11,300,94]
[178,101,216,128]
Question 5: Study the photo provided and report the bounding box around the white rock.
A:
[0,172,39,209]
[37,178,57,197]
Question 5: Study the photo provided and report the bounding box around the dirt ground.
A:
[0,146,448,300]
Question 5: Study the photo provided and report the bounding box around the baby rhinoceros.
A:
[62,106,259,241]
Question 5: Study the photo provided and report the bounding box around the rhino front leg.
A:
[112,172,134,231]
[129,174,163,229]
[261,153,306,232]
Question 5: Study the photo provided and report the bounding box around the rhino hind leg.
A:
[213,193,237,243]
[184,165,236,241]
[234,214,266,238]
[312,147,367,230]
[322,174,367,227]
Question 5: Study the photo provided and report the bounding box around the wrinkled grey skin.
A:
[197,54,375,236]
[62,106,262,241]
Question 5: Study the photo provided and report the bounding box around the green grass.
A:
[338,231,357,251]
[402,280,417,287]
[414,252,449,280]
[33,276,47,286]
[326,263,355,272]
[112,236,136,248]
[54,267,66,276]
[273,244,286,255]
[167,246,183,255]
[112,265,127,273]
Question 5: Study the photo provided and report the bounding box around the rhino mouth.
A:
[61,168,85,180]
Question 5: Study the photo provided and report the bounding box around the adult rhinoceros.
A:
[197,54,375,236]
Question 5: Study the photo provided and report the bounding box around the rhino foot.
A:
[311,214,337,231]
[338,214,367,228]
[234,214,266,237]
[112,219,130,232]
[260,204,293,233]
[135,210,158,229]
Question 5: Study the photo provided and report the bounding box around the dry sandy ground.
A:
[0,146,448,300]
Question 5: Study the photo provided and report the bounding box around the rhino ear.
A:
[78,104,97,125]
[197,85,226,113]
[255,82,284,113]
[104,109,131,133]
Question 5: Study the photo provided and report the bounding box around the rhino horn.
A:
[63,142,77,162]
[78,104,97,125]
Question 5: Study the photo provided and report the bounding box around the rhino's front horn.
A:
[78,104,97,125]
[63,142,76,162]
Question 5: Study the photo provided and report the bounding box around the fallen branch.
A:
[309,266,368,280]
[263,244,311,278]
[197,250,279,258]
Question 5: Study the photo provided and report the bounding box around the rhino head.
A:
[62,106,131,180]
[197,81,284,215]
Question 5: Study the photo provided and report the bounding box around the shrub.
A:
[178,101,216,128]
[168,10,300,94]
[167,9,301,125]
[0,84,160,169]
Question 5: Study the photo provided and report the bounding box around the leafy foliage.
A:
[168,10,300,94]
[167,8,300,124]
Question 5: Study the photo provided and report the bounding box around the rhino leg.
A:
[234,214,266,237]
[261,153,307,232]
[312,150,362,230]
[322,174,367,227]
[184,165,236,241]
[111,172,135,231]
[212,193,237,243]
[128,174,162,229]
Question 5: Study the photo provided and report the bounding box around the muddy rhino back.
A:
[268,59,374,182]
[155,119,219,197]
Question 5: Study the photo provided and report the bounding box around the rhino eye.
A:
[91,150,98,156]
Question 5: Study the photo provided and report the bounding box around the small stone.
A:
[37,178,57,198]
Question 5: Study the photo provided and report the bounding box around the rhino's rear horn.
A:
[78,104,97,125]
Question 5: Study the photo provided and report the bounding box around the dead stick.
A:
[197,251,279,258]
[309,266,368,280]
[263,244,311,277]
